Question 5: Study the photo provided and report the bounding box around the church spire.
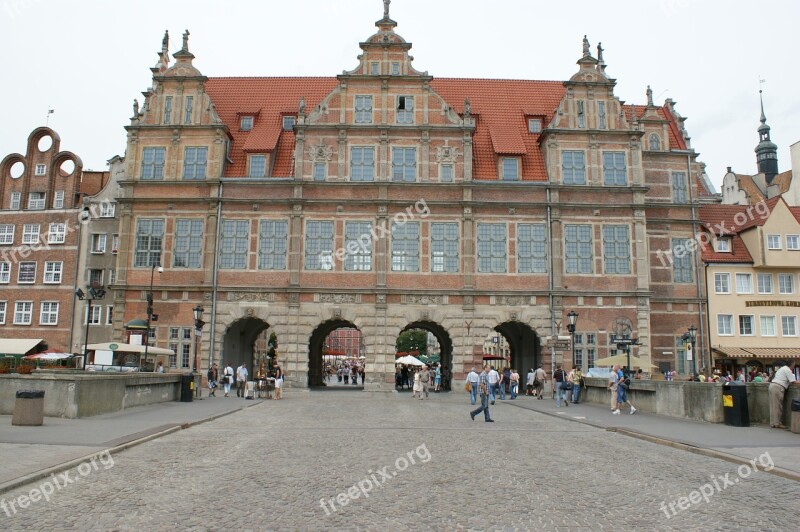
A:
[755,90,778,183]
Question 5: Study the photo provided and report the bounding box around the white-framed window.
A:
[782,316,798,336]
[22,224,40,245]
[91,234,107,254]
[86,304,101,325]
[48,223,66,244]
[757,273,773,294]
[354,95,373,124]
[648,133,661,151]
[345,221,372,271]
[100,202,116,218]
[184,95,193,124]
[111,234,119,254]
[249,155,266,178]
[767,234,781,250]
[440,164,454,183]
[396,95,414,124]
[602,225,631,274]
[391,222,420,272]
[304,221,334,271]
[715,238,730,252]
[672,172,688,203]
[10,192,21,210]
[0,301,5,324]
[787,235,799,250]
[174,219,204,268]
[528,118,542,133]
[163,95,172,124]
[603,152,627,186]
[219,220,249,269]
[108,269,116,285]
[88,269,103,288]
[739,315,754,336]
[562,151,586,185]
[43,261,63,284]
[240,116,253,131]
[106,305,114,325]
[141,147,166,180]
[714,273,730,294]
[350,147,375,181]
[477,223,507,273]
[258,220,288,270]
[517,223,548,274]
[0,225,12,245]
[717,314,733,336]
[28,192,46,210]
[672,238,693,283]
[760,315,776,336]
[39,302,59,325]
[735,273,753,294]
[597,101,607,129]
[431,222,459,273]
[501,158,519,181]
[282,116,295,131]
[565,225,593,274]
[35,164,46,176]
[0,262,10,283]
[391,147,416,182]
[13,301,33,325]
[53,191,65,209]
[134,219,164,267]
[169,327,193,368]
[778,273,794,294]
[183,147,207,180]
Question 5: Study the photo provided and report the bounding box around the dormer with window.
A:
[240,116,254,131]
[715,238,731,253]
[282,116,296,131]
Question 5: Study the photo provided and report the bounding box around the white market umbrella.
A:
[395,355,424,366]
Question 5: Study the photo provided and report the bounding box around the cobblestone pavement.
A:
[1,391,798,530]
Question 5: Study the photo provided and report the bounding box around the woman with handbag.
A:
[207,363,218,397]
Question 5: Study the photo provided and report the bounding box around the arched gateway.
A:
[221,317,270,373]
[308,319,360,387]
[494,321,540,374]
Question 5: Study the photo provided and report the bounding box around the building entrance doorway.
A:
[308,319,363,388]
[220,317,272,380]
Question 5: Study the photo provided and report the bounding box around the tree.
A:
[396,329,428,358]
[267,331,278,371]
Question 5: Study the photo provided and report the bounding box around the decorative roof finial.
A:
[646,85,654,107]
[182,29,190,52]
[582,35,590,57]
[464,98,471,118]
[161,30,169,54]
[597,42,604,63]
[759,89,767,125]
[383,0,390,18]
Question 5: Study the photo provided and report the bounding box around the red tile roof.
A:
[698,204,757,263]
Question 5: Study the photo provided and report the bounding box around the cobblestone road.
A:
[1,391,798,530]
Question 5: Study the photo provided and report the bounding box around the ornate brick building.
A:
[111,7,717,388]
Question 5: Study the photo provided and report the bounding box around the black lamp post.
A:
[76,286,106,370]
[193,305,205,397]
[566,311,578,370]
[143,262,163,369]
[687,325,698,377]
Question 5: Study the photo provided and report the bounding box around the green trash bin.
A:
[722,382,749,427]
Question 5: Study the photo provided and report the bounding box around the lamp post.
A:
[193,305,205,397]
[686,325,698,378]
[76,286,106,370]
[143,262,163,369]
[566,311,579,371]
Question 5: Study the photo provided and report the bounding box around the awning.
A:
[713,347,800,360]
[0,338,45,355]
[86,343,174,356]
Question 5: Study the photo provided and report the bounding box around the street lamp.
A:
[685,325,698,378]
[76,286,106,370]
[143,262,163,369]
[193,305,205,397]
[566,311,579,371]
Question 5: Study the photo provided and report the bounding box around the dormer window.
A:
[527,119,542,133]
[648,133,661,151]
[501,158,519,181]
[282,116,296,131]
[240,116,253,131]
[716,238,731,253]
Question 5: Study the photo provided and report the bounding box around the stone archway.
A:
[221,317,271,376]
[494,321,540,375]
[308,319,360,387]
[398,320,454,388]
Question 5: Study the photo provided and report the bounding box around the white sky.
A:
[1,0,798,190]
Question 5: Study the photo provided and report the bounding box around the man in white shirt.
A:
[487,366,500,405]
[466,367,480,405]
[534,366,547,399]
[769,362,797,429]
[236,363,249,398]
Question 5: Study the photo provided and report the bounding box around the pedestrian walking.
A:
[571,368,584,404]
[207,363,218,397]
[526,368,535,396]
[466,366,480,405]
[498,368,508,400]
[412,369,422,398]
[434,365,442,392]
[613,365,637,415]
[222,362,234,397]
[236,363,248,398]
[419,365,431,399]
[607,365,619,411]
[509,368,520,399]
[534,365,547,400]
[470,365,494,422]
[274,364,284,400]
[769,361,797,429]
[554,365,569,407]
[487,365,500,404]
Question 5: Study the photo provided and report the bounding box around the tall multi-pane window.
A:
[219,220,249,269]
[48,223,66,244]
[757,273,773,294]
[649,133,661,151]
[173,219,204,268]
[141,147,166,180]
[0,262,10,283]
[517,223,547,274]
[249,155,266,178]
[565,225,593,274]
[106,305,113,325]
[501,158,519,181]
[345,222,372,271]
[431,223,459,273]
[163,96,172,124]
[350,147,375,181]
[577,100,585,128]
[169,328,193,368]
[717,315,733,335]
[40,302,59,325]
[14,301,33,325]
[602,152,627,185]
[0,301,6,324]
[739,315,754,336]
[735,273,753,294]
[53,191,64,209]
[183,147,207,180]
[782,316,798,336]
[672,172,688,203]
[396,96,414,124]
[313,162,326,181]
[440,164,454,182]
[598,101,607,129]
[760,316,776,336]
[259,220,288,270]
[305,221,334,270]
[43,262,63,284]
[22,224,39,245]
[28,192,45,210]
[100,202,116,218]
[184,95,193,124]
[10,192,20,210]
[240,116,253,131]
[354,95,373,124]
[767,235,782,250]
[91,234,107,253]
[779,273,795,294]
[476,223,506,273]
[603,225,631,274]
[391,147,416,182]
[0,225,13,244]
[134,219,164,267]
[88,269,103,287]
[562,151,586,184]
[714,273,730,293]
[675,336,687,375]
[574,333,597,369]
[391,222,420,272]
[787,235,799,250]
[671,238,693,283]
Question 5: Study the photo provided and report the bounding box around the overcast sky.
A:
[1,0,798,190]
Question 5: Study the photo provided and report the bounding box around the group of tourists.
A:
[323,361,365,385]
[464,365,522,405]
[206,361,284,399]
[396,363,450,394]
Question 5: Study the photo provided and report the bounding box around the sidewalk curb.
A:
[0,402,259,496]
[504,401,800,483]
